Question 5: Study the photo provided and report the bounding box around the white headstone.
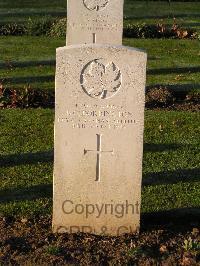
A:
[53,44,147,235]
[67,0,124,45]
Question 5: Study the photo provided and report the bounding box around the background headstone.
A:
[53,45,147,235]
[67,0,124,45]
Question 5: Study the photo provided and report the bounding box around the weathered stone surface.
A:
[53,44,147,235]
[67,0,124,45]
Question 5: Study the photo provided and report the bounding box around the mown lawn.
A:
[0,0,200,92]
[0,109,199,216]
[124,1,200,33]
[1,0,200,35]
[0,0,199,221]
[0,0,66,23]
[0,37,200,91]
[0,0,200,26]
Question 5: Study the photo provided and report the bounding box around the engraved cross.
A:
[93,33,96,43]
[84,134,114,181]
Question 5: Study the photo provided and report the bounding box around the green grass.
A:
[0,0,200,23]
[0,109,199,216]
[0,37,63,90]
[124,38,200,91]
[0,0,200,34]
[0,37,200,91]
[0,1,200,92]
[124,1,200,34]
[0,0,66,23]
[124,0,200,18]
[0,1,199,219]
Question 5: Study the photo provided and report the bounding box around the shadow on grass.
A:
[1,186,199,231]
[143,168,200,186]
[148,66,200,75]
[149,22,200,28]
[146,83,200,92]
[0,143,186,168]
[126,14,200,20]
[0,184,52,203]
[1,61,200,77]
[0,11,66,18]
[147,56,160,61]
[1,148,199,186]
[141,207,200,231]
[144,143,181,153]
[0,151,53,168]
[0,60,56,69]
[1,75,55,84]
[1,77,200,94]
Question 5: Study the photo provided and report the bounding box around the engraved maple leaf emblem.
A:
[81,59,122,99]
[83,0,109,11]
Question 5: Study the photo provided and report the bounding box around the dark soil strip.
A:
[0,214,199,265]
